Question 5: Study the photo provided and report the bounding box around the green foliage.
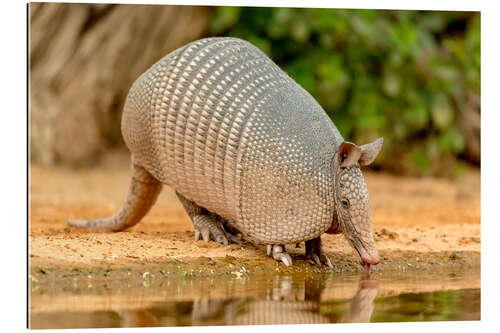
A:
[210,7,480,177]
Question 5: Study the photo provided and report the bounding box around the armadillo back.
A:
[122,37,344,244]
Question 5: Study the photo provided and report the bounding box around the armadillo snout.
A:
[346,229,380,268]
[361,251,379,265]
[358,234,380,266]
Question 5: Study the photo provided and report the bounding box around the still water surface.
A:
[30,268,480,328]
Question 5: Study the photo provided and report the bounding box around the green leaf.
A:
[210,7,242,33]
[439,128,465,154]
[431,95,454,130]
[403,105,429,130]
[411,145,430,173]
[284,60,316,94]
[317,55,348,86]
[382,69,401,98]
[267,8,294,39]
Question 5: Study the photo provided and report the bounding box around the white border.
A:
[2,0,497,332]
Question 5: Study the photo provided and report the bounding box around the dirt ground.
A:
[29,151,481,275]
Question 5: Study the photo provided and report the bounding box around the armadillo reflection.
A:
[68,37,383,271]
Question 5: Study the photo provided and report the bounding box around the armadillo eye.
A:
[341,198,350,208]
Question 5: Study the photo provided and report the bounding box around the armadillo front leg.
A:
[176,192,240,245]
[305,237,333,268]
[68,162,162,231]
[266,244,293,267]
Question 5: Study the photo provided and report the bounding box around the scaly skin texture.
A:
[68,37,383,270]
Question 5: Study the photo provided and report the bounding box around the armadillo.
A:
[68,37,383,270]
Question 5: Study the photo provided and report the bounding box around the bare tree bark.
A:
[29,3,211,167]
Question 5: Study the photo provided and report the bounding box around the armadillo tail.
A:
[67,162,162,231]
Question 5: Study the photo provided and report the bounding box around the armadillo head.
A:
[326,138,384,273]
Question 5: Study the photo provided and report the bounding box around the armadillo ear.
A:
[359,137,384,166]
[337,142,362,168]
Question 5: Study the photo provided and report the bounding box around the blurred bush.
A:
[210,8,480,177]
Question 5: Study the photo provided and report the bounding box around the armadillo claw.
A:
[312,254,321,266]
[305,237,334,269]
[193,225,241,246]
[322,254,334,269]
[193,225,228,245]
[310,253,333,268]
[216,234,229,246]
[269,244,293,267]
[226,233,241,245]
[273,252,293,267]
[192,214,232,245]
[201,228,211,242]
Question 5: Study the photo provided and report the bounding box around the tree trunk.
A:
[29,3,211,167]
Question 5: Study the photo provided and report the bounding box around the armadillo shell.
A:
[122,37,344,244]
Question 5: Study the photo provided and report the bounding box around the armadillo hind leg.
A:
[176,192,240,246]
[211,214,242,244]
[305,237,333,268]
[68,163,162,231]
[266,244,293,267]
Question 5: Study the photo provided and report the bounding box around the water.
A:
[29,269,480,329]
